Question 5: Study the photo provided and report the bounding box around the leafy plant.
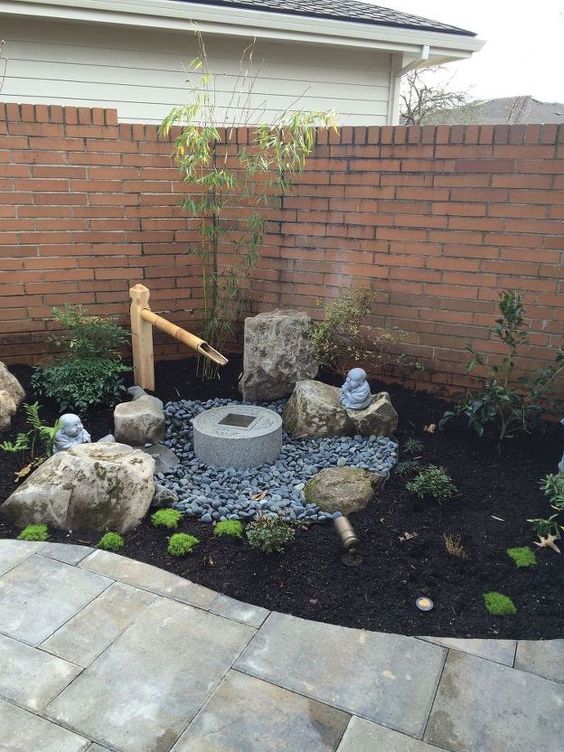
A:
[440,290,564,440]
[0,402,60,478]
[395,459,420,477]
[213,519,244,538]
[151,508,183,529]
[403,438,424,456]
[443,532,466,558]
[160,36,337,380]
[246,515,295,553]
[539,473,564,510]
[168,533,199,556]
[483,591,517,616]
[97,532,125,552]
[49,305,129,359]
[506,546,537,568]
[527,515,562,539]
[406,465,457,502]
[17,524,49,542]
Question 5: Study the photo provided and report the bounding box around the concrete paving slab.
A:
[0,539,43,575]
[337,716,444,752]
[79,549,217,609]
[45,598,255,752]
[419,636,516,665]
[173,669,350,751]
[0,697,90,752]
[87,746,111,752]
[236,612,446,738]
[425,650,564,752]
[41,581,156,667]
[515,639,564,683]
[210,593,270,628]
[0,554,111,645]
[0,633,81,712]
[39,542,94,565]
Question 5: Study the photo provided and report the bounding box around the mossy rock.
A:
[304,466,384,515]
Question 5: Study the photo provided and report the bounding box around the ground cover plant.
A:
[168,533,199,557]
[213,520,243,538]
[151,508,182,529]
[483,592,517,616]
[17,524,49,542]
[97,532,125,552]
[246,515,296,553]
[506,546,537,568]
[406,465,457,502]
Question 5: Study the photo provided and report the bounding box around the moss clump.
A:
[167,533,199,557]
[213,519,243,539]
[483,591,517,616]
[506,546,537,568]
[151,508,182,529]
[97,532,125,552]
[17,524,49,542]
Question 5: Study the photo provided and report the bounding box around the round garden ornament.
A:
[416,596,434,612]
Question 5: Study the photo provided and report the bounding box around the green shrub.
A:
[151,508,182,529]
[506,546,537,567]
[403,438,423,456]
[49,305,129,359]
[97,532,125,552]
[539,473,564,511]
[483,592,517,616]
[527,514,561,539]
[213,519,244,538]
[406,465,457,502]
[246,515,295,554]
[395,459,420,477]
[17,524,49,542]
[167,533,199,557]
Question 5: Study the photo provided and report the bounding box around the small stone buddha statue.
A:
[340,368,373,410]
[52,414,91,454]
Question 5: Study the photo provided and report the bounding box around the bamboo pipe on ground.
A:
[139,309,228,366]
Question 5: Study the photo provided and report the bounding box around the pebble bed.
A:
[159,398,398,523]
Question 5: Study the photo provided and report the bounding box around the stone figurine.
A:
[52,414,91,454]
[340,368,373,411]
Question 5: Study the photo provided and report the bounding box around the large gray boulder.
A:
[114,387,165,446]
[304,467,384,515]
[283,380,398,439]
[1,442,155,533]
[239,309,318,401]
[0,362,25,433]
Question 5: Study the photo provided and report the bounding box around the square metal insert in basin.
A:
[217,412,257,429]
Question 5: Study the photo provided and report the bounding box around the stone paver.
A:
[41,581,156,667]
[79,549,217,609]
[419,636,516,665]
[0,554,111,645]
[0,632,81,712]
[210,593,270,628]
[172,669,350,751]
[39,541,94,565]
[0,538,43,575]
[515,639,564,683]
[425,650,564,752]
[236,612,446,738]
[337,716,443,751]
[45,597,255,752]
[87,746,111,752]
[0,697,89,752]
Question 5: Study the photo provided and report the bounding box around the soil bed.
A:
[1,357,562,639]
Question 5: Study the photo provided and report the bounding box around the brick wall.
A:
[1,104,563,399]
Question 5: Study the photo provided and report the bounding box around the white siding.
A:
[0,17,394,124]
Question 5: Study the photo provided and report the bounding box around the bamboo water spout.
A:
[129,284,228,391]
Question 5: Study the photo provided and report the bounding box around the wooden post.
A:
[129,284,155,391]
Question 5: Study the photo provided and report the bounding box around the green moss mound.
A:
[97,532,125,552]
[213,520,243,539]
[506,546,537,568]
[151,508,182,529]
[168,533,199,557]
[483,591,517,616]
[17,524,49,542]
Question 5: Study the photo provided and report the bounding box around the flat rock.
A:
[114,392,164,446]
[283,379,398,438]
[304,466,383,514]
[0,361,25,433]
[239,309,318,401]
[141,442,180,474]
[1,442,155,533]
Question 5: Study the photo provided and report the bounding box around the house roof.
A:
[425,96,564,125]
[173,0,476,36]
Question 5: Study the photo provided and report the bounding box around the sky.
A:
[368,0,564,103]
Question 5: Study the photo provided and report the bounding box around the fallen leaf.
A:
[534,534,561,554]
[490,515,505,522]
[251,491,267,501]
[399,531,418,542]
[423,423,436,434]
[14,463,33,480]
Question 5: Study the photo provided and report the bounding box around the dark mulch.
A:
[1,357,562,639]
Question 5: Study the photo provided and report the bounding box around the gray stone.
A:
[337,716,444,752]
[0,360,25,433]
[515,639,564,682]
[0,632,81,712]
[418,636,517,666]
[39,542,95,565]
[114,392,165,446]
[284,380,397,439]
[304,466,384,514]
[239,309,318,401]
[45,598,254,752]
[152,482,179,508]
[0,698,90,752]
[193,405,282,468]
[172,669,350,752]
[142,443,180,474]
[425,650,564,752]
[236,612,445,737]
[1,442,155,533]
[0,554,111,645]
[210,594,270,628]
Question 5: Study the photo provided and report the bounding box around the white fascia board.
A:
[0,0,485,57]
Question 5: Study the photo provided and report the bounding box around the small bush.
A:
[483,591,517,616]
[395,459,420,477]
[49,304,129,359]
[17,524,49,542]
[406,465,457,502]
[168,533,199,557]
[539,473,564,511]
[213,519,244,538]
[403,438,423,456]
[443,532,466,558]
[246,515,295,554]
[506,546,537,568]
[151,508,182,529]
[97,532,125,552]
